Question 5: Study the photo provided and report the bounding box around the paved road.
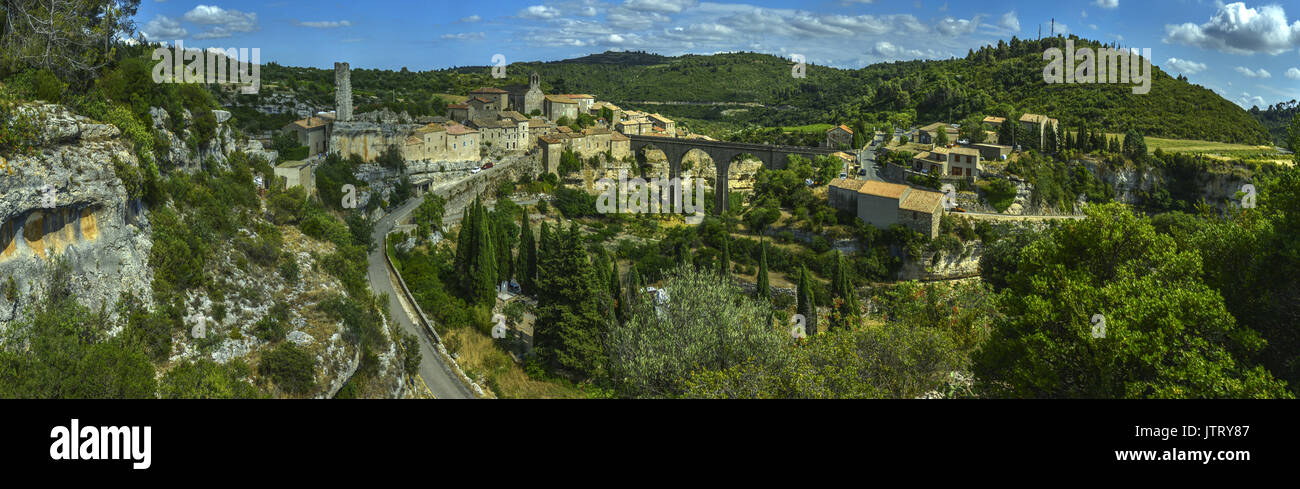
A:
[368,192,473,399]
[365,159,526,399]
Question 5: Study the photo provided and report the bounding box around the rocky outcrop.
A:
[149,106,270,171]
[0,103,153,328]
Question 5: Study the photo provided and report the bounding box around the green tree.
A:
[796,266,817,335]
[607,265,788,398]
[534,223,609,377]
[518,209,537,293]
[829,250,860,330]
[973,204,1290,398]
[756,238,770,300]
[412,192,446,242]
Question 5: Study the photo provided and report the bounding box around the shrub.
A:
[259,343,317,395]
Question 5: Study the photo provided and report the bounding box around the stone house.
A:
[282,116,332,155]
[1018,113,1059,148]
[557,94,595,113]
[538,135,563,175]
[825,124,854,149]
[545,95,578,122]
[647,113,675,135]
[469,117,529,152]
[912,146,981,181]
[274,160,315,195]
[443,122,480,161]
[446,103,469,122]
[982,116,1006,130]
[616,117,652,135]
[469,87,509,109]
[916,122,957,145]
[467,96,502,121]
[828,178,944,238]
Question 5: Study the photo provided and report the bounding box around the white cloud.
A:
[1287,67,1300,79]
[441,32,485,40]
[1165,57,1208,75]
[295,20,351,28]
[1235,66,1272,78]
[183,5,259,39]
[1164,2,1300,55]
[1094,0,1118,9]
[1237,92,1266,108]
[459,15,481,23]
[140,15,187,40]
[622,0,699,14]
[935,16,981,36]
[999,11,1020,32]
[518,5,561,19]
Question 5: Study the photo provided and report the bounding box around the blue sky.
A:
[132,1,1300,108]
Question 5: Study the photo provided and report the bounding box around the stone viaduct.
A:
[627,135,840,214]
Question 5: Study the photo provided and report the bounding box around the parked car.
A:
[471,167,482,174]
[482,162,494,170]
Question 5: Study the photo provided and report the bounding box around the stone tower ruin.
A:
[334,62,352,122]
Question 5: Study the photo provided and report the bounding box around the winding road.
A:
[368,194,473,399]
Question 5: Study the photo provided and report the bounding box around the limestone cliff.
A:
[0,103,153,328]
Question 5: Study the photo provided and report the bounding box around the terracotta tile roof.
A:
[470,96,493,104]
[557,94,595,99]
[1019,113,1057,125]
[830,178,867,192]
[445,122,477,135]
[900,189,944,213]
[857,180,909,199]
[983,116,1006,124]
[829,124,853,134]
[545,95,577,104]
[611,132,629,141]
[290,117,330,130]
[538,135,562,144]
[415,123,446,133]
[948,146,981,156]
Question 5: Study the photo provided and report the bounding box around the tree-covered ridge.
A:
[252,35,1268,146]
[1250,100,1298,149]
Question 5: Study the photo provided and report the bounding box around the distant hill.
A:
[549,50,670,66]
[257,36,1271,145]
[1250,100,1297,149]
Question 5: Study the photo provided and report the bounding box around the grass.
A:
[780,123,834,133]
[1067,131,1279,155]
[444,327,586,399]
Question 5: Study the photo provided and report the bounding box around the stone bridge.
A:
[627,135,839,213]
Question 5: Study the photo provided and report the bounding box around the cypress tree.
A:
[796,265,817,335]
[519,210,536,293]
[719,234,731,276]
[454,197,482,293]
[610,260,626,324]
[830,250,860,330]
[470,202,498,305]
[756,238,770,300]
[535,222,610,375]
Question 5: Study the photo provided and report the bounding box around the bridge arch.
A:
[626,135,839,214]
